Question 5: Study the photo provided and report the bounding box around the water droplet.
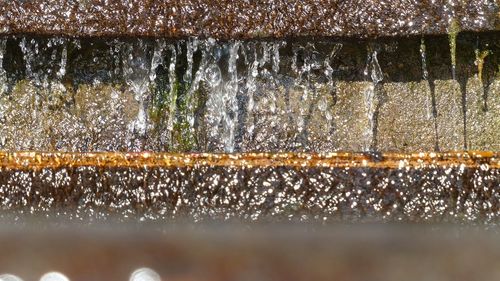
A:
[204,63,222,88]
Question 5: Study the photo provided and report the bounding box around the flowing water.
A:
[0,33,498,222]
[0,34,497,153]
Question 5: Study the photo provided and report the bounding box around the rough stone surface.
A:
[467,78,500,151]
[377,82,437,152]
[331,81,372,151]
[434,80,466,151]
[0,81,140,151]
[0,0,497,39]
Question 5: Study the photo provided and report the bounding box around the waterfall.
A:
[0,35,496,153]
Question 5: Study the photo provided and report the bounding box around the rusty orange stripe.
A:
[0,151,497,170]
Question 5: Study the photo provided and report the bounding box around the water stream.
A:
[0,34,496,153]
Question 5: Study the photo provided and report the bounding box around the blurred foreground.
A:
[1,224,500,281]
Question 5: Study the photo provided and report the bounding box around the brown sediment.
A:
[0,151,497,170]
[0,0,497,39]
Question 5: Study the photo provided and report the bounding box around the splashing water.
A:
[0,35,496,153]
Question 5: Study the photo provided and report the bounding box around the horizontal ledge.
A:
[0,151,498,170]
[0,0,498,39]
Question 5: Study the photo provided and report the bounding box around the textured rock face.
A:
[0,0,498,39]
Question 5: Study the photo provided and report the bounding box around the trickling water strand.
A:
[324,56,333,83]
[420,38,429,81]
[321,44,342,124]
[149,39,166,82]
[271,42,281,74]
[18,37,44,130]
[183,38,199,84]
[295,43,322,141]
[222,42,241,152]
[245,45,259,136]
[363,48,383,151]
[166,44,178,133]
[324,44,342,87]
[204,43,226,150]
[420,38,433,119]
[185,39,215,129]
[368,50,383,84]
[0,39,7,94]
[123,40,153,137]
[261,42,277,114]
[363,83,376,151]
[260,42,270,68]
[204,41,244,151]
[19,38,39,86]
[57,42,67,79]
[291,47,299,76]
[111,39,122,77]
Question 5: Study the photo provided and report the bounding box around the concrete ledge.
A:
[0,0,498,39]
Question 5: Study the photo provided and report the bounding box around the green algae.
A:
[475,48,491,82]
[448,19,460,79]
